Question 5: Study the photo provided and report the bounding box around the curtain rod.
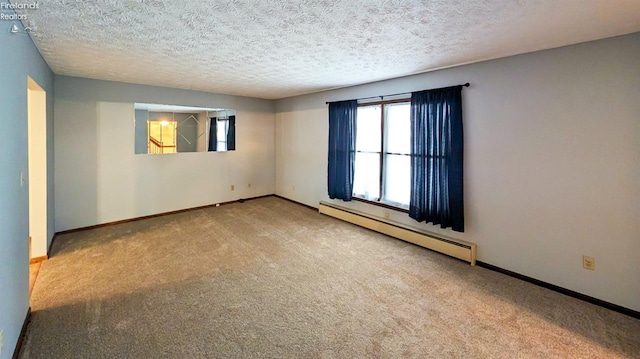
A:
[325,82,470,104]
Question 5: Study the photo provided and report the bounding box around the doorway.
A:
[27,77,47,294]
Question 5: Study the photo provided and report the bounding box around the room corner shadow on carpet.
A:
[22,275,293,358]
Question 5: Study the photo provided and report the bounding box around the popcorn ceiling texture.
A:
[14,0,640,99]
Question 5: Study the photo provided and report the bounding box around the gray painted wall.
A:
[0,2,55,356]
[134,109,148,154]
[274,33,640,311]
[54,76,275,231]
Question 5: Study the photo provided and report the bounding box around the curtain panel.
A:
[208,117,218,151]
[227,115,236,151]
[409,86,464,232]
[327,100,358,201]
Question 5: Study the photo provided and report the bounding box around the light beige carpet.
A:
[22,196,640,358]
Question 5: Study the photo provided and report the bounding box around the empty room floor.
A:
[20,197,640,358]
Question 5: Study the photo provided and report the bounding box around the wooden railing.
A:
[149,136,176,154]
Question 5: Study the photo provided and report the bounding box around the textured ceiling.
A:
[11,0,640,99]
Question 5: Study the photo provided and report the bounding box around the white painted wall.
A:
[274,33,640,311]
[55,76,275,231]
[27,78,48,259]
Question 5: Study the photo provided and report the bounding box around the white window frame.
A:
[353,99,411,211]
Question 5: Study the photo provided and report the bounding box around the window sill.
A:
[352,197,409,213]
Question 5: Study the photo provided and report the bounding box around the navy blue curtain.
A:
[409,86,464,232]
[208,117,217,151]
[227,115,236,151]
[327,100,358,200]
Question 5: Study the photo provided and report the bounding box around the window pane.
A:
[385,103,410,155]
[217,119,227,140]
[383,154,410,206]
[356,105,381,152]
[353,152,380,200]
[217,119,228,151]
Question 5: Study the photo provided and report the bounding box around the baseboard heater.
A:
[318,201,477,266]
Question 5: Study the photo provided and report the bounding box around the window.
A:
[328,85,465,230]
[353,101,411,208]
[216,118,229,151]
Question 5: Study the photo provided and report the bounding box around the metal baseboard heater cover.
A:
[319,201,477,266]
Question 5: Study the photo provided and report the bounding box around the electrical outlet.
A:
[583,255,595,270]
[248,183,251,188]
[230,185,235,191]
